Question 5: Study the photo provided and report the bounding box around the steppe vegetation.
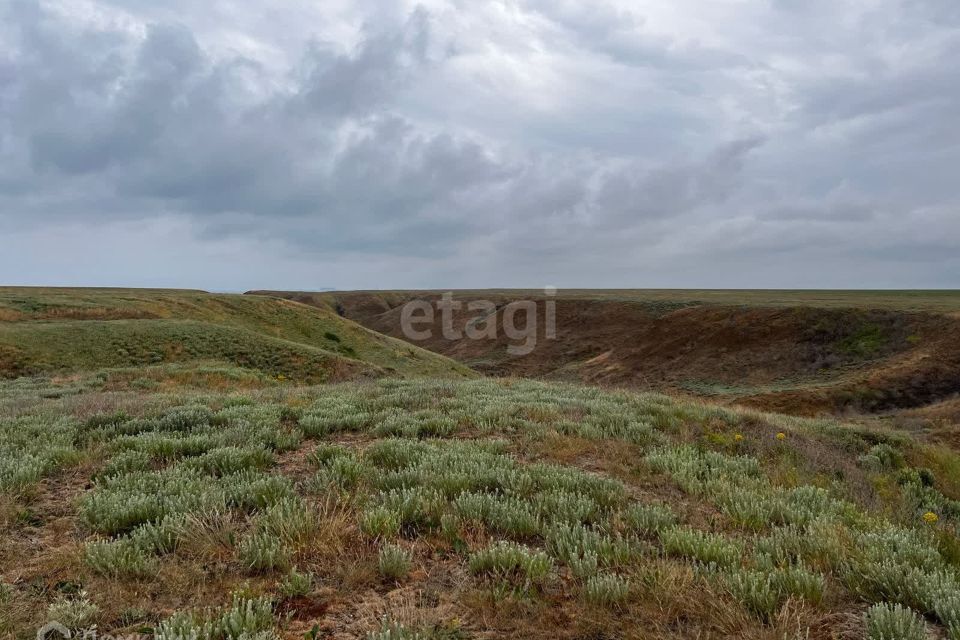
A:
[3,288,960,639]
[3,371,960,639]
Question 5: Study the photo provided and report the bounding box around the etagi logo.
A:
[400,287,557,356]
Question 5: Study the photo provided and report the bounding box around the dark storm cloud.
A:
[1,0,958,288]
[292,8,433,117]
[1,2,509,251]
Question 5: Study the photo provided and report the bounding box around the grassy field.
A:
[3,373,960,639]
[270,289,960,314]
[0,288,473,381]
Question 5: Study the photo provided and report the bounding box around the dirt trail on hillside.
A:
[255,291,960,417]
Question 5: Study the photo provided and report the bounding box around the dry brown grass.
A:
[336,587,461,639]
[178,509,243,562]
[0,495,18,530]
[0,308,24,321]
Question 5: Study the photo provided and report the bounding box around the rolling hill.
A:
[0,288,473,383]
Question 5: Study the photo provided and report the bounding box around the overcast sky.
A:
[2,0,958,290]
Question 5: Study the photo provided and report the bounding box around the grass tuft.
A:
[583,573,631,608]
[864,602,926,640]
[378,543,412,581]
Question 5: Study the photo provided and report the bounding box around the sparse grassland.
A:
[258,288,960,315]
[2,372,960,639]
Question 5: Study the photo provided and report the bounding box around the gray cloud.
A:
[0,0,958,288]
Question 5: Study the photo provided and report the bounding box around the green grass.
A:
[839,323,889,358]
[0,320,359,382]
[0,287,474,380]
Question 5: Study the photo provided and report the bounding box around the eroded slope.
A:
[256,290,960,415]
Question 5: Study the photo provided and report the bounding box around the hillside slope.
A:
[255,290,960,415]
[0,288,473,382]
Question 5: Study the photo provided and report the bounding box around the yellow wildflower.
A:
[922,511,939,524]
[775,432,787,441]
[733,434,744,442]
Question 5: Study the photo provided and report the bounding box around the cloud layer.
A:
[2,0,958,289]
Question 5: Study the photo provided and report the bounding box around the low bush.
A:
[546,522,643,569]
[279,569,313,598]
[722,565,824,621]
[660,527,744,568]
[237,531,290,572]
[183,446,274,477]
[723,569,780,621]
[47,591,99,631]
[311,457,368,491]
[468,541,552,588]
[583,573,631,607]
[360,506,403,539]
[864,603,926,640]
[223,472,295,511]
[85,538,158,578]
[377,487,445,531]
[154,595,276,640]
[101,450,152,478]
[378,543,412,580]
[129,516,184,554]
[533,489,599,526]
[623,503,677,537]
[858,444,905,472]
[308,444,353,467]
[257,497,317,545]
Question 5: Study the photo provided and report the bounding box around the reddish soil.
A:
[256,291,960,417]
